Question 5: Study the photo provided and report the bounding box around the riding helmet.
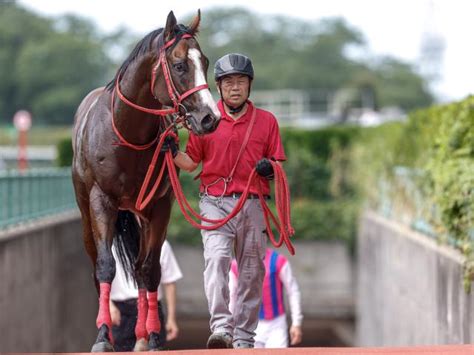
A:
[214,53,254,81]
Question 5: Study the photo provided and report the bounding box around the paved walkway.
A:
[52,344,474,355]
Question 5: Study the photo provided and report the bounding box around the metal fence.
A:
[0,168,77,229]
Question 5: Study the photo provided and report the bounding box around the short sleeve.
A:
[185,132,204,164]
[160,241,183,284]
[265,117,286,161]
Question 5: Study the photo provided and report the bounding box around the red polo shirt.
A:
[186,100,286,196]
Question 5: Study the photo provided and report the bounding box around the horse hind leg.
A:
[112,209,144,351]
[132,222,151,352]
[133,288,150,352]
[143,196,173,351]
[132,227,164,352]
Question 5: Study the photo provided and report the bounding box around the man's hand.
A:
[289,325,302,345]
[256,158,274,180]
[161,136,179,158]
[109,300,121,326]
[166,319,179,341]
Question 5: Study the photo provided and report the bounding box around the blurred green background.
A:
[0,1,472,281]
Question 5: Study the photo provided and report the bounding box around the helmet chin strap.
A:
[227,101,247,114]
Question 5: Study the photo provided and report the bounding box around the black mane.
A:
[105,25,193,92]
[105,29,163,91]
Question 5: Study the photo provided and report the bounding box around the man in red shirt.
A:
[165,53,286,349]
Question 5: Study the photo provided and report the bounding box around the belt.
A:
[226,192,270,200]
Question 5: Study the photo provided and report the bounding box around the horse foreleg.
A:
[89,185,118,352]
[73,181,99,289]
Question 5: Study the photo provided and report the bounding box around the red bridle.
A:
[111,33,210,150]
[115,34,209,117]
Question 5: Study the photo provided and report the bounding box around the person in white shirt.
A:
[110,240,183,351]
[229,248,303,348]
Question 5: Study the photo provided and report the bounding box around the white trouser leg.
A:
[200,197,237,334]
[233,199,266,346]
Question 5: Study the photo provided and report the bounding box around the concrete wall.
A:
[0,212,97,352]
[357,211,474,346]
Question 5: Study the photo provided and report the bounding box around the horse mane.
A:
[105,24,194,92]
[105,29,163,91]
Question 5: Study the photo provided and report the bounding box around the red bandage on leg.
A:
[146,291,161,334]
[96,282,114,343]
[135,288,149,340]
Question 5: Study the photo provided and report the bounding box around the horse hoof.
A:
[133,337,149,352]
[91,341,114,352]
[148,332,163,351]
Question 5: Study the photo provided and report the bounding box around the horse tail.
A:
[114,210,141,284]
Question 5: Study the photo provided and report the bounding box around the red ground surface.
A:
[50,344,474,355]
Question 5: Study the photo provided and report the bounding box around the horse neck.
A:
[114,55,164,144]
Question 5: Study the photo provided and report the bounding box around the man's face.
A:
[217,74,250,108]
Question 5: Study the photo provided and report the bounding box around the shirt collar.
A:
[217,99,254,124]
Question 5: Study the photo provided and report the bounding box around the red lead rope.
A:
[166,149,295,254]
[116,124,295,255]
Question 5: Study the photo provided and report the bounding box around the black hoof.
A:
[148,331,164,351]
[91,341,114,352]
[91,324,114,352]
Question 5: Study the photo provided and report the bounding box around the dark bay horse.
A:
[72,10,220,352]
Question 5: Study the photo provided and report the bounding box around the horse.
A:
[72,10,220,352]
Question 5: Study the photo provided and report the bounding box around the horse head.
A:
[152,10,220,135]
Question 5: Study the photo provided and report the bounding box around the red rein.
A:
[110,33,295,255]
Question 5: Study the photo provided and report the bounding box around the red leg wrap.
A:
[135,288,149,340]
[96,282,114,343]
[146,291,161,334]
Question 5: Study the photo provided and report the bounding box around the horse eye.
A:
[173,62,187,72]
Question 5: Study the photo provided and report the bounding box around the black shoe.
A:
[207,332,233,349]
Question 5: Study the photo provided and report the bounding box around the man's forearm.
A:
[173,152,199,173]
[164,283,177,323]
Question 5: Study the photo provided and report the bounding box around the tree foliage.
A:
[0,3,433,125]
[0,1,111,124]
[192,7,432,110]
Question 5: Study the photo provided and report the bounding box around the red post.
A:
[13,110,32,172]
[18,129,28,171]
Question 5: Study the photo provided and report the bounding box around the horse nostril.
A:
[201,114,216,132]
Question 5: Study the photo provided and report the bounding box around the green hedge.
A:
[58,126,362,200]
[167,197,359,248]
[59,125,362,247]
[57,137,73,167]
[282,125,361,160]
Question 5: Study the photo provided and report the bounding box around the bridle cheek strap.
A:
[148,33,209,112]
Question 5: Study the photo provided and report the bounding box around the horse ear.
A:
[188,9,201,35]
[164,11,177,41]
